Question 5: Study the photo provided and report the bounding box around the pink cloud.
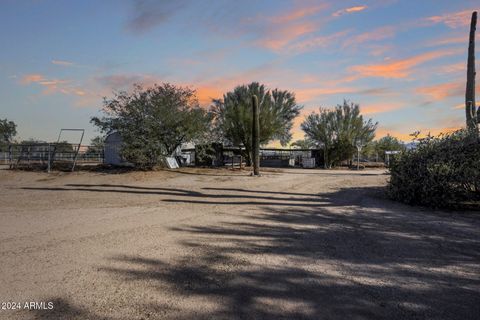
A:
[260,21,318,50]
[20,73,88,99]
[271,3,328,24]
[295,87,357,102]
[349,49,461,79]
[361,102,404,115]
[426,35,466,47]
[20,74,45,84]
[295,25,397,56]
[425,10,475,29]
[252,3,330,51]
[416,82,480,101]
[286,30,351,54]
[437,62,465,74]
[416,81,463,100]
[333,5,367,17]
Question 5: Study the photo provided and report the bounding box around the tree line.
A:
[1,81,405,168]
[89,81,402,168]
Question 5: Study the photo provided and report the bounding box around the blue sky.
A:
[0,0,478,144]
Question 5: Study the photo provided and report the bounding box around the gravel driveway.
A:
[0,168,479,319]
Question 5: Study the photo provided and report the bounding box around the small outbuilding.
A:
[104,131,130,166]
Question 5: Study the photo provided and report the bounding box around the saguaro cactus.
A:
[252,95,260,176]
[466,11,477,131]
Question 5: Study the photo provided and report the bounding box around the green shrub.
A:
[91,83,212,169]
[388,130,480,208]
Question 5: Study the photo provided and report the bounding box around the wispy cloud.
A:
[356,87,392,95]
[349,49,460,79]
[426,35,466,47]
[333,5,367,17]
[20,73,86,97]
[126,0,190,33]
[285,29,350,53]
[343,26,395,48]
[361,102,404,115]
[424,9,474,29]
[254,3,329,51]
[367,44,394,57]
[295,87,357,102]
[126,1,331,52]
[437,62,465,75]
[271,3,327,24]
[20,74,45,84]
[284,23,397,55]
[416,81,464,101]
[94,74,159,89]
[259,21,318,51]
[51,59,74,66]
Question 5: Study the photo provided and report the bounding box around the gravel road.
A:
[0,168,479,319]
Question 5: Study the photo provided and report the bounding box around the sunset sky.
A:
[0,0,478,144]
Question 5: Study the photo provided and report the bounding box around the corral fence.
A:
[182,145,386,169]
[1,143,104,171]
[182,145,327,168]
[1,143,386,171]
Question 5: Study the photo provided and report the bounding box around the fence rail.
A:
[2,143,104,170]
[2,143,386,170]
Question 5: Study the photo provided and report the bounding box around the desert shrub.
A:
[388,129,480,208]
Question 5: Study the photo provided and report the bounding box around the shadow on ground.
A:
[23,184,480,319]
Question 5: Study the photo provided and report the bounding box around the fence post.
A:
[47,144,51,173]
[8,144,12,169]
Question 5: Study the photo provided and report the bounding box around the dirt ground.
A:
[0,167,479,320]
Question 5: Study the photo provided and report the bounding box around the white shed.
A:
[104,131,129,166]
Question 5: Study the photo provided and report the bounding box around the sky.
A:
[0,0,478,145]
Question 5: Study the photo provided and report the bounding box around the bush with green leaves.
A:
[371,134,406,162]
[388,129,480,208]
[211,82,302,165]
[91,83,212,168]
[0,118,17,151]
[301,101,377,168]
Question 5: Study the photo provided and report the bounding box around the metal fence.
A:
[2,143,386,170]
[2,143,104,171]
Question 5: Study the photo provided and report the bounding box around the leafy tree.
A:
[20,139,46,144]
[55,141,75,153]
[290,139,316,149]
[0,118,17,151]
[301,109,335,167]
[211,82,302,164]
[19,139,74,153]
[85,136,105,155]
[91,83,212,168]
[373,134,405,161]
[301,101,377,168]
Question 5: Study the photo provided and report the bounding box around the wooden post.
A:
[47,144,51,173]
